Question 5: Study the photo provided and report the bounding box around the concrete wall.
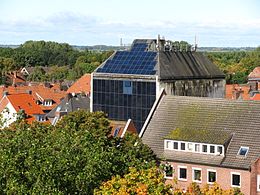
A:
[164,161,251,194]
[159,79,226,98]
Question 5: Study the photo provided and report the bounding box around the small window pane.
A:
[123,81,132,95]
[210,146,215,153]
[179,168,187,179]
[173,142,178,150]
[188,143,193,151]
[238,147,249,156]
[193,169,201,181]
[166,141,171,149]
[208,171,216,183]
[195,144,200,152]
[232,174,240,186]
[202,145,207,153]
[124,81,131,87]
[217,146,223,154]
[165,165,173,178]
[181,143,186,150]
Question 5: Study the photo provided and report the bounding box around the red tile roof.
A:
[7,94,44,115]
[250,94,260,100]
[0,83,67,110]
[67,74,91,95]
[0,93,48,124]
[248,67,260,80]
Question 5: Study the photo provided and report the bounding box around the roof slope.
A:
[158,51,225,80]
[95,39,158,75]
[67,74,91,95]
[7,94,44,115]
[141,95,260,170]
[0,83,66,110]
[248,67,260,80]
[46,93,90,118]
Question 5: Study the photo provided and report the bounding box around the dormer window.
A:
[217,146,223,154]
[180,142,186,150]
[164,128,230,157]
[36,115,46,122]
[164,140,225,156]
[237,146,249,157]
[173,142,178,150]
[210,145,215,154]
[43,100,53,106]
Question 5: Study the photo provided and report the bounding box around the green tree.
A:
[0,110,156,194]
[94,167,173,195]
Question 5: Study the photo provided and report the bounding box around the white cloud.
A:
[0,12,259,47]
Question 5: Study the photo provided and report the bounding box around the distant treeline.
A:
[207,47,260,84]
[0,40,259,84]
[0,40,113,83]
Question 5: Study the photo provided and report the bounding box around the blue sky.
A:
[0,0,260,46]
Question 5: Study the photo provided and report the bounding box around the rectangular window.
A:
[165,141,171,149]
[207,170,217,183]
[237,146,249,157]
[173,142,178,150]
[195,144,200,152]
[210,145,215,154]
[187,143,193,151]
[202,145,208,153]
[181,142,186,150]
[178,166,187,181]
[192,168,202,182]
[231,172,241,187]
[257,175,260,191]
[164,164,173,178]
[123,80,132,95]
[217,146,223,155]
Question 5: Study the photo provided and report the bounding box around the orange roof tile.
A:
[7,94,44,115]
[0,83,67,111]
[248,67,260,79]
[250,94,260,100]
[67,74,91,95]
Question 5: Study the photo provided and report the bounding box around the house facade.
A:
[92,38,225,131]
[140,93,260,194]
[0,93,46,127]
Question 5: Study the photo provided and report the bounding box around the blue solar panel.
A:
[96,41,157,75]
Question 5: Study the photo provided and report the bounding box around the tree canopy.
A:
[207,47,260,84]
[0,41,113,84]
[0,110,156,194]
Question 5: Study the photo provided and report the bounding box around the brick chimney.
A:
[232,87,244,100]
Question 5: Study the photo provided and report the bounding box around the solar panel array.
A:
[96,41,157,75]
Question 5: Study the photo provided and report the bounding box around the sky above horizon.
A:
[0,0,260,47]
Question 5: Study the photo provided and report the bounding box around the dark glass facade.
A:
[93,79,156,132]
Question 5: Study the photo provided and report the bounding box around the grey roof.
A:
[94,38,224,80]
[141,95,260,170]
[47,93,90,118]
[158,51,225,80]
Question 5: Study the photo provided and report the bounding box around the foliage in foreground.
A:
[0,110,156,194]
[95,166,172,195]
[96,167,243,195]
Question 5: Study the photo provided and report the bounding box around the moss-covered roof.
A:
[166,128,231,145]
